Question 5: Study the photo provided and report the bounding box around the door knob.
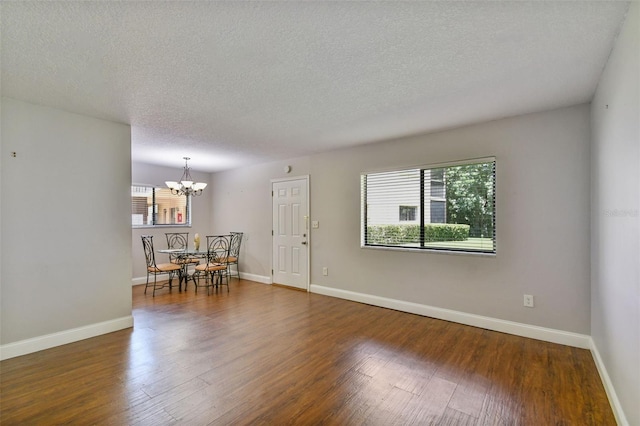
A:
[301,241,307,245]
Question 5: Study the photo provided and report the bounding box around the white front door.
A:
[272,177,309,290]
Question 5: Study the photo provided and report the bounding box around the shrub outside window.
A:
[131,185,191,227]
[361,158,496,253]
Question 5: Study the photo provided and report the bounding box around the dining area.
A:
[141,232,243,297]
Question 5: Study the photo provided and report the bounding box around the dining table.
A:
[157,248,209,291]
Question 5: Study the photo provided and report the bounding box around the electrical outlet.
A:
[524,294,534,308]
[322,267,328,276]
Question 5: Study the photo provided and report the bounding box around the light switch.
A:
[312,221,319,229]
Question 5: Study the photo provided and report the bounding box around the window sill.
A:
[133,224,192,229]
[360,244,496,257]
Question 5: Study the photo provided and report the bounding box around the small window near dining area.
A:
[131,185,191,227]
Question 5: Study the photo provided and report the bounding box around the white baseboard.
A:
[132,275,152,286]
[0,316,134,361]
[589,338,629,426]
[132,272,272,286]
[309,284,591,349]
[239,272,272,284]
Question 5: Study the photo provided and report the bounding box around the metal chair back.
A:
[227,232,243,279]
[165,232,189,262]
[229,232,243,258]
[165,232,189,250]
[141,235,158,268]
[206,235,231,265]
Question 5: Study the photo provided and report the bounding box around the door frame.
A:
[270,175,310,291]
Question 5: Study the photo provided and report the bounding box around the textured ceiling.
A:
[1,1,630,172]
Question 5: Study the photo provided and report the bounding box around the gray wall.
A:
[1,97,132,344]
[591,3,639,425]
[210,104,592,334]
[209,156,311,279]
[131,161,212,281]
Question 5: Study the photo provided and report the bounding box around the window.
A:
[361,158,495,253]
[399,206,417,221]
[430,200,446,223]
[131,185,191,227]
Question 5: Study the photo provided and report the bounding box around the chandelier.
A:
[165,157,207,196]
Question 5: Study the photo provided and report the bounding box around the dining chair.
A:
[226,231,243,280]
[141,235,182,297]
[165,232,199,289]
[194,235,231,294]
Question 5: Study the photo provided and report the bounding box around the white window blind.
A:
[361,158,496,253]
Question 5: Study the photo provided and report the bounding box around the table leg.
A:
[180,264,188,291]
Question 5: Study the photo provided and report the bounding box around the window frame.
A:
[131,184,192,228]
[361,157,496,255]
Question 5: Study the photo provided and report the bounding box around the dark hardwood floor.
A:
[1,280,615,425]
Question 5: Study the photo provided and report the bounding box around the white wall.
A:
[591,3,639,425]
[211,105,592,334]
[0,91,3,350]
[131,161,212,282]
[1,98,132,354]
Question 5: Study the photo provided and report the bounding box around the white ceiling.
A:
[1,1,630,172]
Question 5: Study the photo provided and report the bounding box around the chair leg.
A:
[216,270,229,292]
[152,273,157,297]
[180,265,190,292]
[227,263,239,280]
[144,272,150,294]
[190,269,197,288]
